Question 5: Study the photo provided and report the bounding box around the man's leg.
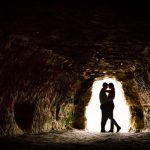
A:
[101,105,108,132]
[108,104,114,132]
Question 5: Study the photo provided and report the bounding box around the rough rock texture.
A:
[0,1,150,136]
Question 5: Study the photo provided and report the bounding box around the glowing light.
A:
[85,77,130,133]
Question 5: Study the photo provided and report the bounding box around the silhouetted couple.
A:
[99,82,121,133]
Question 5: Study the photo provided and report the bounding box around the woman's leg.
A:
[108,103,121,132]
[109,109,114,132]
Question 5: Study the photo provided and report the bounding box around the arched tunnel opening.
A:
[14,101,35,131]
[73,73,146,133]
[85,77,130,133]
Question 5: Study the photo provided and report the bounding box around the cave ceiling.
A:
[0,0,150,78]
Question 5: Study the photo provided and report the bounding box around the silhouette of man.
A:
[99,82,109,132]
[99,82,121,133]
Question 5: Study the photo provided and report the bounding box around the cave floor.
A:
[0,129,150,150]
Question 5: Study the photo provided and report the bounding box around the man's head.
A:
[102,82,108,89]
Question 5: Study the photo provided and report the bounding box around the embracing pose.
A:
[99,82,121,133]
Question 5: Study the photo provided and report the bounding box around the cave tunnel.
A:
[0,0,150,149]
[73,73,146,133]
[85,77,130,133]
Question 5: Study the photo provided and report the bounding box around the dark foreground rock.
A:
[0,130,150,150]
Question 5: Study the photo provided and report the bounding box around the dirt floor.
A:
[0,129,150,150]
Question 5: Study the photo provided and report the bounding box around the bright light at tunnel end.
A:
[85,77,130,133]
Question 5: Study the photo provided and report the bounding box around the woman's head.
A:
[108,83,114,90]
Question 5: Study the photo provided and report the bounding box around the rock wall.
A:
[0,40,81,135]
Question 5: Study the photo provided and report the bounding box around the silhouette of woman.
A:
[107,83,121,132]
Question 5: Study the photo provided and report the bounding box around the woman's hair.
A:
[108,83,115,99]
[109,83,114,89]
